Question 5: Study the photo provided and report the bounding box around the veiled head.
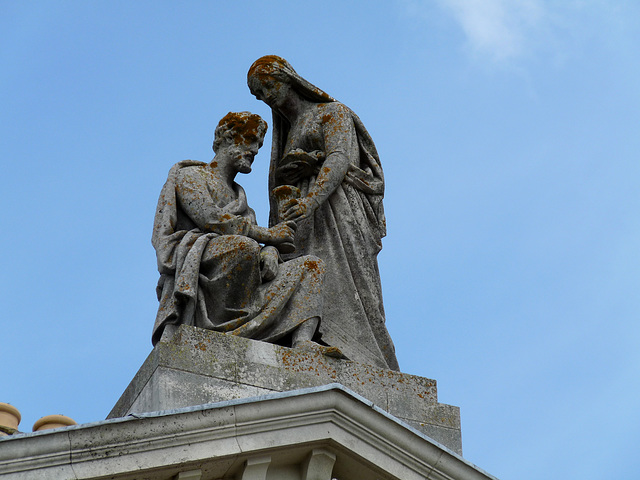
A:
[247,55,334,105]
[247,55,295,84]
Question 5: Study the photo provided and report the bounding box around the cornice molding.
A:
[0,385,496,480]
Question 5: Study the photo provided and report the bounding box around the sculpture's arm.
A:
[176,167,295,246]
[283,103,357,221]
[175,168,252,236]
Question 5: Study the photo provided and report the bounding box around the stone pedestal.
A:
[108,325,462,454]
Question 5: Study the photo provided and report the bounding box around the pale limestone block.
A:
[242,455,271,480]
[1,386,496,480]
[127,368,272,415]
[109,326,462,454]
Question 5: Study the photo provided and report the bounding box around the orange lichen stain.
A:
[273,185,297,201]
[218,112,266,146]
[194,342,207,352]
[303,258,322,273]
[247,55,289,79]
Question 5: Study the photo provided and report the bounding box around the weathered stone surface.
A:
[1,386,496,480]
[126,367,273,414]
[109,325,462,454]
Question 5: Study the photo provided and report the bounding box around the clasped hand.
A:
[267,220,297,244]
[281,197,316,221]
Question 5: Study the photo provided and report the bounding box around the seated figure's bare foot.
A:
[294,339,347,359]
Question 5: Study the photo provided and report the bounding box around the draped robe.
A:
[269,102,399,371]
[151,160,324,346]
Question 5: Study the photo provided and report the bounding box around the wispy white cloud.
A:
[436,0,545,61]
[401,0,639,66]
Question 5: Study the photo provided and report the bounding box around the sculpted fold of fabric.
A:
[151,160,324,346]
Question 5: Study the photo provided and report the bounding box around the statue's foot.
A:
[294,340,347,359]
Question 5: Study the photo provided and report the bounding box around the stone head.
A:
[212,111,267,174]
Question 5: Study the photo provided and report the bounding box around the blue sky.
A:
[2,1,639,478]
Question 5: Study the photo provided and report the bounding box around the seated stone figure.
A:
[152,111,340,356]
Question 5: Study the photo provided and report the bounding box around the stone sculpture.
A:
[152,112,341,357]
[248,56,399,370]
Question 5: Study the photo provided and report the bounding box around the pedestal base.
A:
[108,325,462,454]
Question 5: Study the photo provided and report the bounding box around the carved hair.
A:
[213,111,267,153]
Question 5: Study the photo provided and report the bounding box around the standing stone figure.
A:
[248,56,399,370]
[152,111,340,357]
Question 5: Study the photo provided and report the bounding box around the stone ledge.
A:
[2,386,495,480]
[108,325,462,454]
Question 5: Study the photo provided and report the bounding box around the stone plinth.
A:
[108,325,462,454]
